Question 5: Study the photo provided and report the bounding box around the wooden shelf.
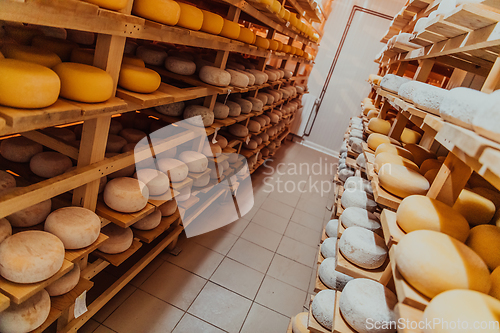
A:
[307,295,331,333]
[395,303,424,333]
[93,239,143,267]
[51,278,94,311]
[96,200,158,229]
[336,245,391,283]
[333,291,357,333]
[380,209,405,249]
[0,293,10,313]
[153,67,230,94]
[178,194,200,210]
[133,211,180,243]
[31,307,62,333]
[65,233,109,263]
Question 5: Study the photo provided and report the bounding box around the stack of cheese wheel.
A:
[98,223,133,254]
[339,226,388,269]
[104,177,149,213]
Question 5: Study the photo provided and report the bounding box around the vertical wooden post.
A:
[388,112,408,140]
[395,61,408,76]
[419,128,437,150]
[481,55,500,93]
[378,100,391,119]
[446,68,468,89]
[388,62,399,74]
[413,59,435,82]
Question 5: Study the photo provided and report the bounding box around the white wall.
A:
[301,0,406,156]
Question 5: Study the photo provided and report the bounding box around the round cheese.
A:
[229,124,249,137]
[367,110,379,120]
[160,199,177,216]
[0,218,12,244]
[199,66,231,87]
[46,263,80,296]
[106,134,127,153]
[122,55,145,68]
[339,226,387,269]
[133,209,162,230]
[325,219,338,238]
[341,189,377,212]
[0,230,65,283]
[193,169,211,187]
[356,154,366,169]
[136,45,168,66]
[344,176,372,195]
[400,128,421,144]
[30,152,73,178]
[179,151,208,173]
[397,195,470,242]
[380,74,411,94]
[2,43,61,68]
[232,98,252,114]
[99,224,133,254]
[165,56,196,76]
[0,290,50,333]
[0,59,60,108]
[291,312,310,333]
[339,168,355,182]
[226,69,249,88]
[157,158,189,182]
[0,136,43,163]
[341,207,381,232]
[238,27,256,44]
[453,188,496,226]
[368,118,390,135]
[396,230,491,298]
[104,177,149,213]
[6,196,51,227]
[398,81,426,102]
[214,102,230,119]
[134,168,169,196]
[349,137,363,154]
[132,0,180,25]
[378,163,429,198]
[375,143,414,161]
[202,142,221,157]
[210,164,223,179]
[466,225,500,271]
[311,290,336,331]
[155,101,185,117]
[120,128,147,143]
[374,152,419,173]
[119,64,161,93]
[176,2,203,30]
[44,207,101,249]
[403,144,436,166]
[490,267,500,300]
[339,279,397,333]
[32,36,77,61]
[318,258,353,291]
[0,171,16,194]
[200,10,224,35]
[254,36,270,49]
[412,84,449,115]
[367,133,397,151]
[109,119,123,135]
[220,19,240,39]
[176,185,191,202]
[439,87,491,129]
[83,0,127,10]
[183,105,214,127]
[244,140,258,150]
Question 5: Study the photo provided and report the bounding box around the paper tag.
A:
[74,290,88,318]
[212,128,219,144]
[245,136,251,144]
[280,104,283,110]
[224,89,232,104]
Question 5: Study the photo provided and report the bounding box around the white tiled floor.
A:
[81,141,338,333]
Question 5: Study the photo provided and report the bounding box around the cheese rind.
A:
[453,188,496,226]
[2,43,61,68]
[183,105,214,127]
[375,143,414,161]
[0,218,12,245]
[134,168,170,196]
[374,152,419,173]
[0,290,51,333]
[200,10,224,35]
[339,226,388,269]
[132,0,181,26]
[311,290,336,331]
[341,207,381,232]
[99,224,133,254]
[0,136,43,163]
[318,258,354,291]
[368,118,391,135]
[466,225,500,271]
[104,177,149,213]
[341,189,377,212]
[83,0,128,10]
[176,2,203,30]
[160,199,177,216]
[119,64,161,93]
[46,264,80,296]
[199,66,231,87]
[378,163,429,198]
[133,209,162,230]
[30,151,73,178]
[220,19,240,39]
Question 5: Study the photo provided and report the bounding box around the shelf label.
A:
[74,290,88,318]
[212,128,219,144]
[245,136,251,144]
[224,89,232,104]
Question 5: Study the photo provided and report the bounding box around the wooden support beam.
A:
[94,35,126,95]
[378,100,391,119]
[21,130,79,160]
[414,59,435,82]
[419,128,437,149]
[396,61,409,76]
[481,55,500,93]
[388,112,409,140]
[446,67,468,89]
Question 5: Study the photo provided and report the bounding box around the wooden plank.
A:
[132,211,180,243]
[31,307,63,333]
[395,303,425,333]
[21,130,79,160]
[0,293,10,313]
[479,148,500,191]
[307,296,331,333]
[425,16,471,38]
[0,260,74,305]
[444,3,500,31]
[371,173,402,210]
[51,278,94,311]
[286,316,293,333]
[336,245,391,283]
[116,86,175,108]
[333,291,356,333]
[380,209,405,249]
[96,200,157,228]
[93,239,142,266]
[70,97,127,118]
[65,233,109,263]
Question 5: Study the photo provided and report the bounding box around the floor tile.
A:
[291,209,324,232]
[242,204,259,221]
[221,217,250,237]
[268,190,301,207]
[190,228,238,255]
[210,257,265,300]
[130,257,163,288]
[284,221,322,248]
[188,282,252,333]
[240,303,290,333]
[276,236,317,268]
[227,238,274,273]
[267,254,312,292]
[167,242,224,279]
[255,276,307,317]
[296,197,329,219]
[172,314,225,333]
[94,326,116,333]
[140,261,206,311]
[260,198,295,220]
[79,319,100,333]
[251,209,290,234]
[103,289,183,333]
[241,222,283,252]
[93,284,136,323]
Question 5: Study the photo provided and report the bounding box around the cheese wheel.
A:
[291,312,310,333]
[120,128,147,143]
[160,199,177,216]
[226,69,249,88]
[202,142,222,157]
[46,263,80,296]
[220,19,240,39]
[318,258,353,291]
[31,35,77,61]
[214,135,228,149]
[122,55,145,68]
[341,189,377,212]
[106,134,127,153]
[339,168,355,182]
[348,137,363,153]
[177,2,203,30]
[176,185,191,202]
[0,230,65,283]
[0,59,60,108]
[200,10,224,35]
[339,279,397,333]
[453,188,496,226]
[400,127,421,144]
[44,207,101,249]
[179,151,208,173]
[311,290,336,331]
[213,102,229,119]
[375,143,414,161]
[119,64,161,93]
[252,117,266,127]
[210,163,223,179]
[380,74,411,94]
[248,120,261,133]
[238,70,255,85]
[418,159,442,176]
[30,152,73,178]
[165,56,196,76]
[472,187,500,210]
[229,124,249,137]
[344,176,372,195]
[259,132,269,142]
[132,0,180,25]
[320,237,337,259]
[466,225,500,271]
[404,143,436,166]
[378,163,429,198]
[183,105,214,127]
[104,177,149,213]
[269,40,279,51]
[362,104,376,116]
[254,36,270,49]
[0,136,42,163]
[5,195,51,228]
[2,43,61,68]
[134,168,169,196]
[0,218,12,245]
[395,230,491,298]
[133,209,162,230]
[374,152,419,173]
[136,45,168,66]
[155,101,185,117]
[157,158,189,182]
[244,139,258,150]
[99,224,133,254]
[199,66,231,87]
[367,110,379,120]
[367,133,397,151]
[232,98,252,114]
[193,170,211,187]
[341,207,381,232]
[423,168,439,184]
[238,27,256,44]
[0,290,50,333]
[43,127,76,142]
[83,0,127,10]
[356,154,366,169]
[339,226,387,269]
[491,267,500,300]
[368,118,391,135]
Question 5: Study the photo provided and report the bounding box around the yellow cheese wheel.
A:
[220,19,240,40]
[0,59,60,109]
[278,6,286,19]
[238,27,256,44]
[472,187,500,225]
[375,143,414,161]
[368,118,391,135]
[122,55,145,67]
[269,40,279,51]
[490,267,500,300]
[423,289,500,333]
[367,133,400,151]
[200,10,224,35]
[374,152,419,173]
[31,36,77,62]
[379,163,430,198]
[400,128,422,144]
[132,0,181,26]
[284,9,291,22]
[404,143,437,166]
[397,195,470,242]
[277,41,284,51]
[424,168,439,184]
[419,158,443,175]
[254,36,270,49]
[363,105,376,116]
[82,0,128,10]
[257,0,273,5]
[367,110,379,119]
[53,62,113,103]
[270,0,281,13]
[1,44,61,68]
[70,48,94,65]
[119,64,161,93]
[396,230,491,298]
[466,225,500,271]
[453,188,496,226]
[282,45,292,53]
[177,3,203,31]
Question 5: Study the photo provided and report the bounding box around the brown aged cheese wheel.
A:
[133,209,162,230]
[30,152,73,178]
[46,263,80,296]
[103,177,149,213]
[0,290,51,333]
[159,199,177,216]
[98,224,133,254]
[0,136,43,163]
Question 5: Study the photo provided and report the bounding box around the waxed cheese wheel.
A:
[339,226,388,269]
[318,258,353,291]
[341,189,377,212]
[106,134,127,153]
[339,278,397,333]
[311,290,336,331]
[199,66,231,87]
[397,195,470,242]
[104,177,149,213]
[99,224,133,254]
[374,143,414,162]
[2,43,61,68]
[46,263,80,296]
[248,120,261,133]
[395,230,491,298]
[0,170,16,193]
[160,199,177,216]
[200,10,224,35]
[0,230,65,283]
[82,0,128,10]
[374,152,419,173]
[6,197,51,228]
[229,124,249,137]
[378,163,429,198]
[0,290,50,333]
[0,218,12,244]
[341,207,381,232]
[157,158,189,183]
[220,19,240,39]
[155,101,185,117]
[226,69,249,88]
[400,127,421,144]
[291,312,310,333]
[214,102,229,119]
[225,100,241,117]
[466,225,500,271]
[136,45,168,66]
[404,143,436,166]
[453,188,496,226]
[119,64,161,93]
[135,168,170,196]
[368,118,391,135]
[44,207,101,249]
[133,209,161,230]
[367,133,398,151]
[165,56,196,76]
[132,0,180,25]
[179,151,208,173]
[0,136,43,163]
[30,151,73,178]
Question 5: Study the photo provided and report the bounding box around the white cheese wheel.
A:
[0,289,50,333]
[397,195,470,242]
[378,163,429,198]
[165,56,196,75]
[134,168,170,196]
[374,152,419,173]
[0,136,43,162]
[30,152,73,178]
[226,100,241,117]
[320,237,337,259]
[6,197,51,228]
[0,230,65,283]
[103,177,149,213]
[453,188,495,226]
[133,209,161,230]
[179,151,208,173]
[155,101,185,117]
[46,263,80,296]
[368,118,391,135]
[325,219,338,238]
[318,257,354,291]
[226,69,249,88]
[338,168,355,182]
[157,158,189,182]
[229,124,249,137]
[395,230,491,298]
[349,137,363,153]
[341,207,381,232]
[193,170,211,187]
[339,226,388,269]
[98,224,133,254]
[350,129,364,139]
[398,81,426,102]
[344,176,372,195]
[106,134,127,153]
[341,189,377,212]
[412,84,449,115]
[339,278,397,333]
[183,105,214,127]
[311,290,336,330]
[160,199,177,216]
[0,218,12,244]
[136,45,168,66]
[213,102,229,119]
[199,66,231,87]
[466,225,500,271]
[440,87,492,129]
[380,74,411,94]
[291,312,310,333]
[44,207,101,250]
